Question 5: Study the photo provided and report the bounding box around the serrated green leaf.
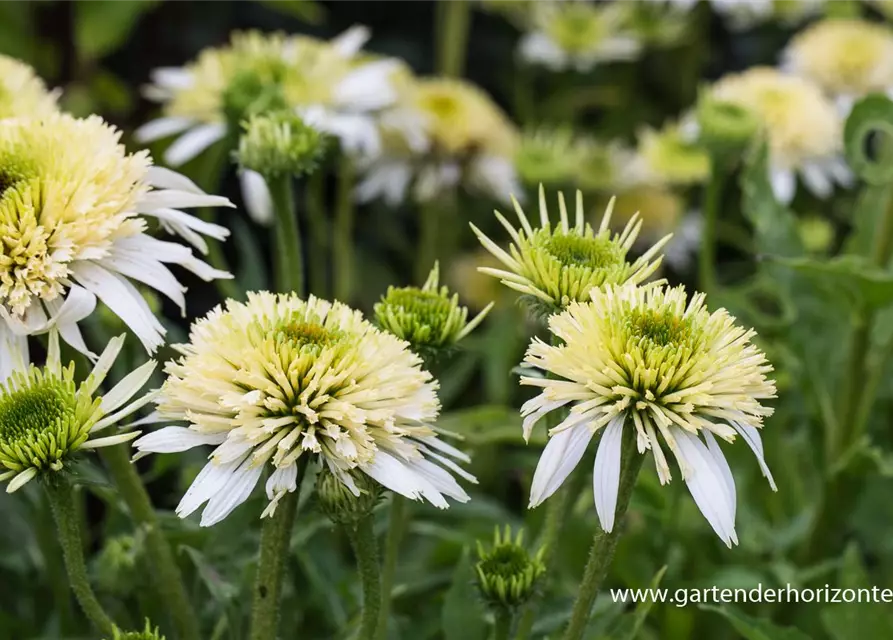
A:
[702,604,813,640]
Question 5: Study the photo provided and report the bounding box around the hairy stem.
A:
[44,475,116,637]
[493,607,515,640]
[348,516,382,640]
[375,495,409,640]
[249,461,306,640]
[561,427,644,640]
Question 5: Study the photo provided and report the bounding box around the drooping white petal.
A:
[0,326,29,383]
[769,166,796,205]
[163,122,227,166]
[529,423,594,508]
[239,170,274,225]
[200,458,265,527]
[362,449,449,508]
[146,166,205,194]
[334,59,398,111]
[800,163,832,199]
[593,416,624,533]
[133,427,227,455]
[83,334,126,395]
[70,262,166,353]
[732,421,777,491]
[6,468,38,493]
[673,428,738,547]
[702,431,736,520]
[176,455,248,519]
[134,117,195,143]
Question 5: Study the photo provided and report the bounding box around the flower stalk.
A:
[348,515,382,640]
[698,161,728,295]
[561,425,643,640]
[334,154,356,302]
[44,474,117,637]
[375,495,408,640]
[248,461,306,640]
[100,444,201,640]
[436,0,472,77]
[270,174,304,295]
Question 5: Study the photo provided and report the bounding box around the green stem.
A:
[249,461,306,640]
[698,162,727,295]
[270,174,304,295]
[44,475,116,637]
[493,607,514,640]
[101,445,201,640]
[305,170,329,297]
[348,515,382,640]
[334,155,356,302]
[375,495,409,640]
[435,0,472,77]
[561,427,644,640]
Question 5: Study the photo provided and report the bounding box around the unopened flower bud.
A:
[107,619,166,640]
[316,468,382,526]
[475,526,546,609]
[696,96,760,160]
[236,110,326,178]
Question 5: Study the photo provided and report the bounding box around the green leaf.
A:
[75,1,159,61]
[436,405,546,447]
[441,548,487,640]
[614,565,668,640]
[844,94,893,185]
[739,141,804,258]
[771,255,893,309]
[232,215,269,293]
[821,544,893,640]
[181,546,239,604]
[702,604,813,640]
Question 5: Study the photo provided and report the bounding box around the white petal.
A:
[332,25,370,58]
[593,416,624,533]
[335,60,398,111]
[133,426,227,454]
[265,464,298,501]
[176,455,248,519]
[408,458,470,503]
[81,431,141,449]
[769,167,796,205]
[83,334,126,395]
[93,389,159,432]
[134,117,195,143]
[732,422,776,491]
[163,123,227,166]
[674,428,738,547]
[529,423,594,508]
[0,326,29,383]
[6,468,38,493]
[362,450,449,508]
[70,262,166,353]
[100,360,156,413]
[146,166,204,194]
[239,170,274,225]
[200,458,265,526]
[702,431,736,520]
[800,163,832,199]
[104,246,187,313]
[139,190,233,212]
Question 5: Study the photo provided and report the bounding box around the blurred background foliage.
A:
[3,1,893,639]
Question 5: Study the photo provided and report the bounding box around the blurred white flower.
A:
[0,55,58,120]
[519,1,641,72]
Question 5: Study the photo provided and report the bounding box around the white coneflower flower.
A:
[521,283,776,547]
[714,0,824,29]
[132,292,476,527]
[0,334,154,493]
[519,1,641,72]
[356,77,521,206]
[0,114,233,364]
[0,55,58,120]
[703,67,850,203]
[783,18,893,113]
[470,187,670,314]
[625,122,710,188]
[136,28,399,223]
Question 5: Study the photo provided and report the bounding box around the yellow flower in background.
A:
[132,292,476,526]
[705,67,850,203]
[784,18,893,110]
[519,1,641,72]
[0,56,58,120]
[0,113,232,364]
[471,187,670,314]
[521,283,776,547]
[356,77,521,205]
